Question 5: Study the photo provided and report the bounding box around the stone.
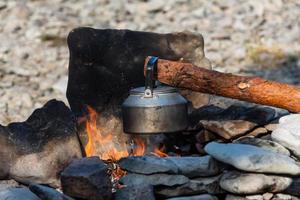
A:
[200,120,257,140]
[271,114,300,159]
[118,156,178,174]
[165,156,220,178]
[225,194,248,200]
[205,142,300,175]
[119,156,219,178]
[220,171,292,194]
[0,99,82,187]
[165,194,218,200]
[234,136,290,156]
[0,179,19,191]
[61,157,112,200]
[155,175,224,198]
[195,129,217,144]
[66,28,211,157]
[246,127,269,137]
[119,173,189,187]
[196,105,276,139]
[263,193,274,200]
[284,177,300,196]
[114,184,155,200]
[0,188,40,200]
[29,184,75,200]
[272,194,300,200]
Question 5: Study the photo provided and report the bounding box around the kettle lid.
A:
[130,85,178,95]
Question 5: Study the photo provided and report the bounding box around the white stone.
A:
[272,114,300,159]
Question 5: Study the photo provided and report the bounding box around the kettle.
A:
[122,56,188,134]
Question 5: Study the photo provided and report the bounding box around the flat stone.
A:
[119,156,219,178]
[118,156,178,174]
[205,142,300,175]
[0,179,19,191]
[220,171,292,194]
[114,184,155,200]
[246,127,269,137]
[200,120,256,140]
[272,114,300,159]
[165,194,218,200]
[119,173,189,187]
[0,188,40,200]
[155,175,223,198]
[199,105,276,139]
[61,157,112,200]
[225,194,248,200]
[272,193,300,200]
[29,184,75,200]
[165,156,220,178]
[0,99,82,187]
[234,136,290,156]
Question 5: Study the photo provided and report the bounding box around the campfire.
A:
[1,28,300,200]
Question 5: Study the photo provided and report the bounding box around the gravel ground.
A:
[0,0,299,124]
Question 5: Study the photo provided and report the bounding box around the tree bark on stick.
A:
[144,56,300,113]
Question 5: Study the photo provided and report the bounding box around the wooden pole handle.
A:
[144,56,300,113]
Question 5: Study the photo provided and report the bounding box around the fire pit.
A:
[1,28,300,200]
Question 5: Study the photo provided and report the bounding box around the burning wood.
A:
[145,57,300,113]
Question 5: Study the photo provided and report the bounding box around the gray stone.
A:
[205,142,300,175]
[165,194,218,200]
[61,157,112,200]
[165,156,220,178]
[220,171,292,194]
[114,184,155,200]
[0,188,40,200]
[272,114,300,159]
[29,184,75,200]
[0,100,82,187]
[119,156,219,178]
[119,173,189,187]
[155,175,223,198]
[118,156,178,174]
[234,136,290,156]
[225,194,248,200]
[0,179,19,191]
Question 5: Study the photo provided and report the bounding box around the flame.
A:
[84,105,146,161]
[152,144,168,157]
[84,105,168,162]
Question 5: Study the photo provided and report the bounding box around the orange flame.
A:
[152,144,168,157]
[84,106,146,161]
[84,105,168,162]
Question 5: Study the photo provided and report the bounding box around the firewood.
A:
[144,57,300,113]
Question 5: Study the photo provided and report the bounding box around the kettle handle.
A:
[144,56,158,97]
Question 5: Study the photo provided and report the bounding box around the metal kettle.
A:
[122,56,188,134]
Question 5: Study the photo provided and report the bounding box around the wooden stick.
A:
[144,56,300,113]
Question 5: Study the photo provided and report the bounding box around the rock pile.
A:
[117,113,300,200]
